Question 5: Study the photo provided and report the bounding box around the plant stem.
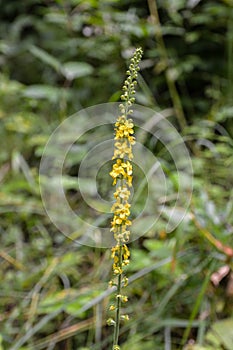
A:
[113,244,123,348]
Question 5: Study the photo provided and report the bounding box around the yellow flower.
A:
[109,159,133,186]
[114,185,131,201]
[122,276,128,287]
[113,266,123,275]
[120,295,128,303]
[115,118,135,140]
[113,346,120,350]
[107,318,115,326]
[122,161,132,175]
[120,314,129,321]
[111,214,132,229]
[109,280,113,287]
[112,116,135,164]
[123,244,130,259]
[113,141,133,159]
[109,159,125,183]
[111,245,119,257]
[111,202,131,218]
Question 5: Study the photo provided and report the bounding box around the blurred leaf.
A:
[62,62,94,80]
[129,249,152,270]
[29,45,62,73]
[205,319,233,350]
[4,113,37,133]
[143,239,173,259]
[38,289,77,314]
[23,85,70,102]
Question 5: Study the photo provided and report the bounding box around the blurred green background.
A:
[0,0,233,349]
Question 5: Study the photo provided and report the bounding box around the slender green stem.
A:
[113,244,123,348]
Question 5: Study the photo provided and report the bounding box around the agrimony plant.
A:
[107,48,143,350]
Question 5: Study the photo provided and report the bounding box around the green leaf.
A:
[29,45,62,72]
[61,62,94,80]
[23,85,70,102]
[143,239,173,259]
[38,289,77,314]
[129,249,152,270]
[206,319,233,350]
[65,289,100,317]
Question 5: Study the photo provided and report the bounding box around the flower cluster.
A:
[111,244,130,275]
[112,117,135,160]
[108,48,143,349]
[109,159,133,187]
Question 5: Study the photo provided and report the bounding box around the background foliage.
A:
[0,0,233,349]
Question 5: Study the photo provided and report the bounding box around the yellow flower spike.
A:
[108,47,143,350]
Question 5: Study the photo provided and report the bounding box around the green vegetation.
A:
[0,1,233,349]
